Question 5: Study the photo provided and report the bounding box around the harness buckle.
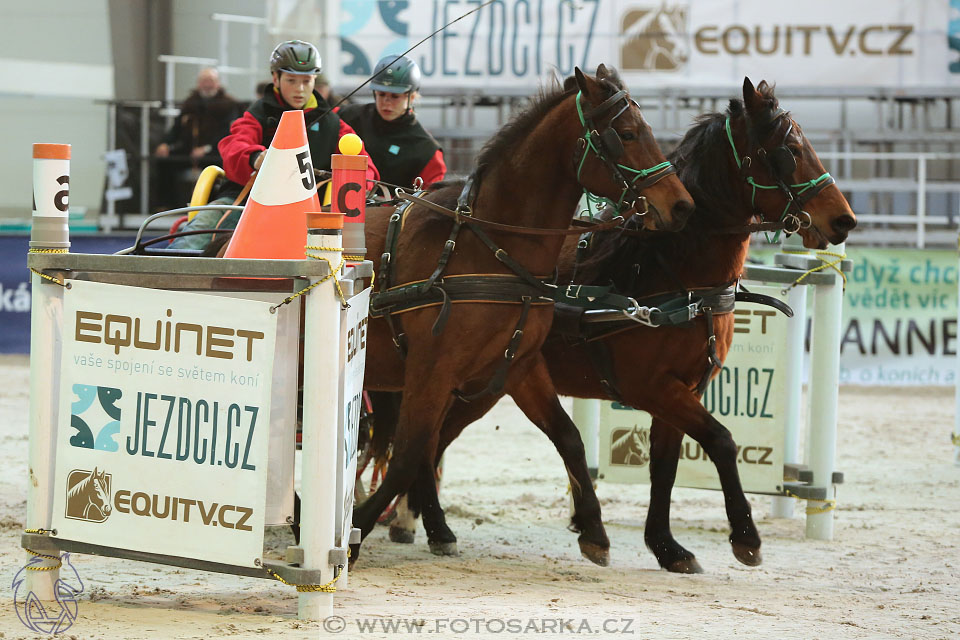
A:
[444,239,456,252]
[412,176,424,191]
[686,302,699,321]
[565,284,582,300]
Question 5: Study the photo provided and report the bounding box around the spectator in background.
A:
[336,54,445,193]
[154,67,240,208]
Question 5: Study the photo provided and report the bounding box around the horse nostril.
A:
[671,199,695,227]
[832,214,857,233]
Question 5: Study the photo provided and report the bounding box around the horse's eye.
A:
[620,131,637,141]
[790,146,802,157]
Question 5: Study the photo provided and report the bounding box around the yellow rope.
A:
[27,248,69,287]
[781,249,847,294]
[269,246,348,312]
[23,529,61,570]
[264,546,350,593]
[784,490,837,515]
[265,566,342,593]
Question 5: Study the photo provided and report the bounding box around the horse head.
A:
[90,468,111,516]
[726,78,856,248]
[571,64,694,232]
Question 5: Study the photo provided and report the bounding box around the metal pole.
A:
[140,103,151,218]
[805,243,845,540]
[103,103,118,232]
[955,234,960,466]
[298,233,341,620]
[917,155,927,249]
[771,234,809,519]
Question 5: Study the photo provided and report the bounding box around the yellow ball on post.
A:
[338,133,363,156]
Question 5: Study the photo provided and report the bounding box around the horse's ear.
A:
[563,75,578,91]
[742,77,765,114]
[596,63,609,80]
[574,67,589,94]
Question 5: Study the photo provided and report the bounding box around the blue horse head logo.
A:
[11,552,85,635]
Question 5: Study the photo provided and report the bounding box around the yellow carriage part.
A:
[187,166,226,220]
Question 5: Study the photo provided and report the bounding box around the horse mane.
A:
[474,83,576,173]
[574,83,787,292]
[67,472,92,499]
[475,69,625,174]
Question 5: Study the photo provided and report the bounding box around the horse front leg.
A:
[350,372,453,565]
[645,418,703,573]
[648,377,761,567]
[508,355,610,567]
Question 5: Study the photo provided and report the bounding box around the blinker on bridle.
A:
[575,89,675,219]
[725,111,836,240]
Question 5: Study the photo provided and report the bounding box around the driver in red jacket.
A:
[171,40,378,250]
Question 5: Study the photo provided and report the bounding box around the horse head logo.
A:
[621,3,690,72]
[11,551,84,634]
[65,468,112,523]
[610,425,651,467]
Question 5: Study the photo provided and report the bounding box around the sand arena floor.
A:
[0,354,957,639]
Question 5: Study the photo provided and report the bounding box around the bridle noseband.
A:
[725,111,835,239]
[575,89,676,217]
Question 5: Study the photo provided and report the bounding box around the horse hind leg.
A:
[509,357,610,567]
[645,417,703,573]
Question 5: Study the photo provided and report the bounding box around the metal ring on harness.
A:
[412,176,424,191]
[782,213,803,234]
[797,210,812,228]
[632,196,648,216]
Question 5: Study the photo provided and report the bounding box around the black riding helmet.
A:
[371,55,421,94]
[270,40,321,76]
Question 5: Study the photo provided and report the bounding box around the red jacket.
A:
[218,89,379,190]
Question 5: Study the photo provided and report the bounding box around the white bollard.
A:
[805,243,845,540]
[26,143,72,599]
[771,234,808,519]
[955,239,960,466]
[298,213,345,620]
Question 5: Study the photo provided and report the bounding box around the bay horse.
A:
[373,78,856,571]
[350,65,694,566]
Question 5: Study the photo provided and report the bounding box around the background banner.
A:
[337,0,952,89]
[50,281,278,568]
[840,247,957,386]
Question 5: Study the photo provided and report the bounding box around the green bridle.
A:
[725,114,835,241]
[575,90,675,218]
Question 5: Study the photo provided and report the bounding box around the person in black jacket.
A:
[337,55,446,192]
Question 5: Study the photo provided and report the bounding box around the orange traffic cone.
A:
[224,109,321,259]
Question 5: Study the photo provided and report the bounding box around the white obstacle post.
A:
[298,221,344,620]
[804,243,845,540]
[26,143,72,599]
[771,234,809,518]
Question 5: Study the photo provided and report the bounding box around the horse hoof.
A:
[665,557,704,574]
[429,541,459,556]
[578,540,610,567]
[389,526,416,544]
[732,543,762,566]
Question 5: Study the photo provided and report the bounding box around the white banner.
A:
[336,0,952,89]
[598,285,788,494]
[51,281,278,568]
[335,288,370,548]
